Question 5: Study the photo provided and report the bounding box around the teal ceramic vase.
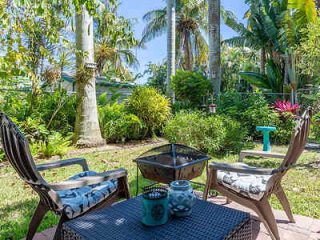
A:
[168,180,196,217]
[142,187,169,226]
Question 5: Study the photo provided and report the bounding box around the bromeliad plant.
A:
[272,99,300,114]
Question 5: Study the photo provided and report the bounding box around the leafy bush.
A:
[32,132,72,158]
[104,114,144,143]
[145,63,167,94]
[127,86,171,136]
[216,92,296,144]
[164,111,246,154]
[171,70,212,107]
[311,113,320,143]
[98,102,144,143]
[172,100,195,113]
[219,115,248,153]
[272,113,296,145]
[34,90,77,135]
[17,117,49,143]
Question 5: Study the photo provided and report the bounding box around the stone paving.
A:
[32,196,320,240]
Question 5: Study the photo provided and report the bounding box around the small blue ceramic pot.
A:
[168,180,196,217]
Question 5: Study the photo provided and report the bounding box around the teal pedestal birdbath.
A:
[256,126,276,152]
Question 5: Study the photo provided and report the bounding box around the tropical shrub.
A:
[34,90,77,135]
[145,63,167,94]
[216,92,296,144]
[272,113,296,145]
[127,86,171,136]
[164,111,225,154]
[0,90,77,161]
[220,115,248,153]
[171,70,212,107]
[272,99,300,114]
[172,100,195,113]
[243,104,279,139]
[164,111,246,154]
[106,114,143,143]
[98,102,144,142]
[311,114,320,143]
[239,60,284,93]
[35,132,72,158]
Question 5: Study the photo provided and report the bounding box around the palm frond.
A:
[221,8,247,34]
[117,49,139,69]
[141,9,167,44]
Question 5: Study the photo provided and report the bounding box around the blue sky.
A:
[118,0,248,83]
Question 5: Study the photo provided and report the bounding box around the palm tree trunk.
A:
[208,0,221,96]
[167,0,176,102]
[176,35,185,69]
[260,47,266,74]
[74,5,104,147]
[183,31,193,71]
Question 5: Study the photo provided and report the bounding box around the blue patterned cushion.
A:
[57,171,118,218]
[217,163,272,201]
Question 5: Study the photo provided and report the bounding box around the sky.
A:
[118,0,249,83]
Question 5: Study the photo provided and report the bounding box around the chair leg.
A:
[121,176,131,199]
[54,213,68,240]
[26,201,49,240]
[275,186,295,223]
[255,200,280,240]
[203,170,213,201]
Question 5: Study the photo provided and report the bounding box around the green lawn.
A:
[0,144,319,239]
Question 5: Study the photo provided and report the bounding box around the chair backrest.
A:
[0,113,43,183]
[281,107,312,169]
[0,113,60,211]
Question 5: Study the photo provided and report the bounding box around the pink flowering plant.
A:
[272,99,300,114]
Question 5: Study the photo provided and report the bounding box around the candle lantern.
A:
[142,186,169,226]
[208,104,217,113]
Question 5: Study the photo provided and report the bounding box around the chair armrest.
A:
[239,150,286,162]
[48,168,128,191]
[36,158,89,172]
[209,162,275,175]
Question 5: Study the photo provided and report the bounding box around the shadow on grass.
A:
[0,198,58,240]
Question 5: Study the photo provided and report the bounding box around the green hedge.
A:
[164,111,246,155]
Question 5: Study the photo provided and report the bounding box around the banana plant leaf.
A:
[240,60,283,93]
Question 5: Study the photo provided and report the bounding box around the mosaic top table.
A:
[62,196,252,240]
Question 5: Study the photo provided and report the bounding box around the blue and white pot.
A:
[168,180,196,217]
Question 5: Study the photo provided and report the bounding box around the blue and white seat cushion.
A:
[57,171,118,218]
[217,163,272,201]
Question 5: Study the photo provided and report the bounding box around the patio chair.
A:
[203,108,312,240]
[0,113,130,240]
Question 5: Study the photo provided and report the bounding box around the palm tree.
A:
[167,0,176,99]
[141,0,208,71]
[208,0,221,95]
[74,4,104,146]
[95,8,139,81]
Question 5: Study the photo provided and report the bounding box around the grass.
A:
[0,143,319,239]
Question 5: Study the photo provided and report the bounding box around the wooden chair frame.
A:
[203,108,312,240]
[0,113,130,240]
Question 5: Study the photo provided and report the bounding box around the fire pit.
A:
[134,144,211,194]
